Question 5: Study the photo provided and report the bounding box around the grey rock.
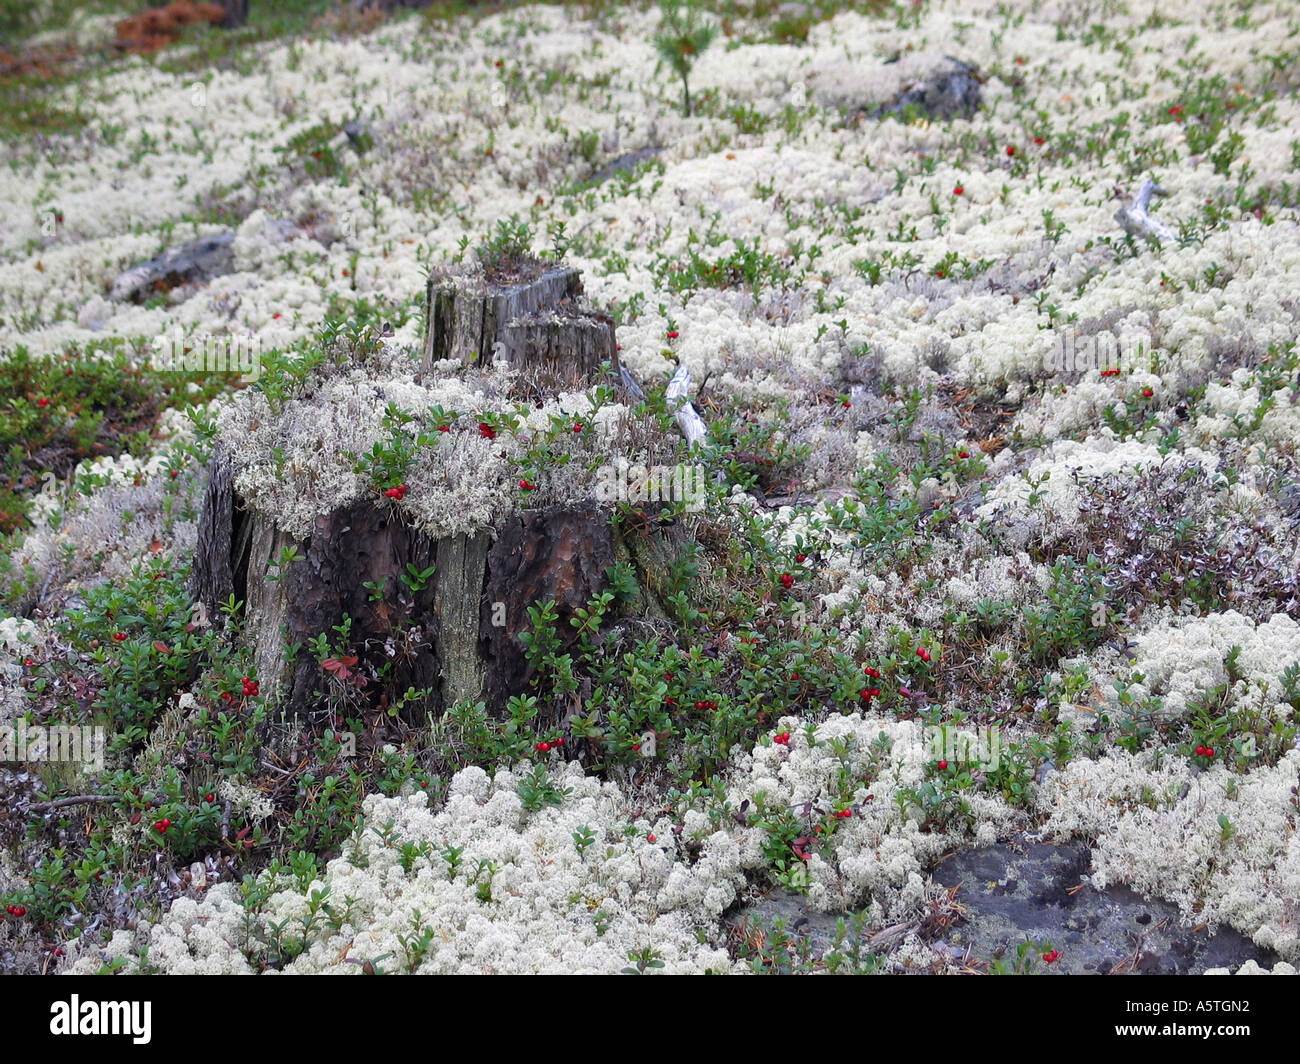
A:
[726,889,874,961]
[343,120,373,154]
[586,146,665,186]
[1277,483,1300,518]
[867,57,982,122]
[109,232,235,303]
[727,841,1279,974]
[928,842,1277,974]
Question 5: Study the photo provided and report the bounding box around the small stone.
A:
[343,120,373,153]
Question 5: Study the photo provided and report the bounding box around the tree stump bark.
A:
[192,453,681,719]
[422,262,618,383]
[191,265,684,723]
[217,1,249,29]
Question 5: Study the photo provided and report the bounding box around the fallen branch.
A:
[20,795,117,814]
[617,363,647,402]
[664,362,708,449]
[1114,178,1174,243]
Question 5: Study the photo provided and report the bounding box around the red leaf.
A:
[321,658,351,679]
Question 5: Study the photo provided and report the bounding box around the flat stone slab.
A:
[109,232,235,303]
[728,841,1280,974]
[929,842,1278,974]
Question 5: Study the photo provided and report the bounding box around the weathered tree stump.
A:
[193,466,649,718]
[191,264,688,723]
[422,262,618,383]
[218,1,249,29]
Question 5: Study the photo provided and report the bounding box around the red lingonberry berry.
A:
[954,186,964,195]
[780,573,794,589]
[1006,145,1016,156]
[917,647,931,662]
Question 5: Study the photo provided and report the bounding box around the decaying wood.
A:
[191,441,239,616]
[191,489,683,720]
[665,362,708,448]
[191,265,698,722]
[422,263,618,383]
[618,363,647,402]
[1115,178,1174,243]
[479,505,617,711]
[18,795,118,814]
[218,0,249,28]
